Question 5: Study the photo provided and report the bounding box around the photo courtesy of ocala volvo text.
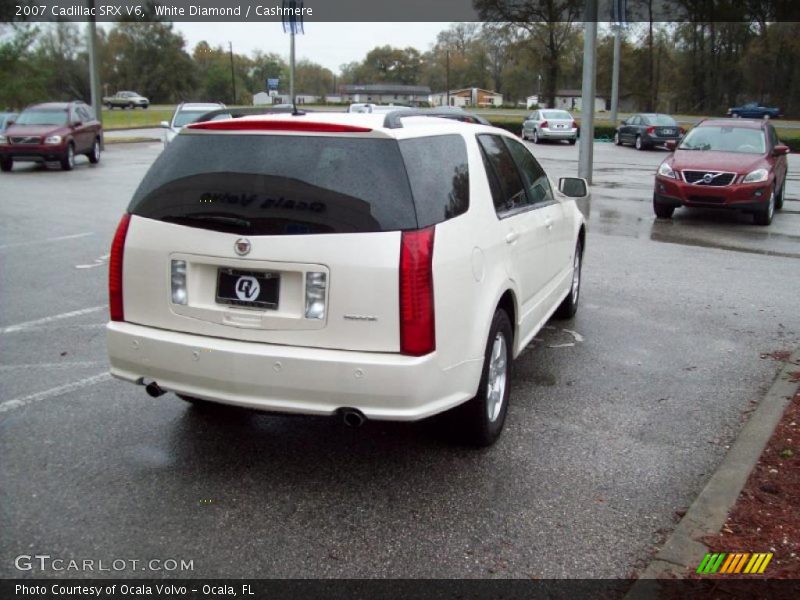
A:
[106,109,589,446]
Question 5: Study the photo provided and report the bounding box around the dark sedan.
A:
[727,102,781,119]
[615,113,685,150]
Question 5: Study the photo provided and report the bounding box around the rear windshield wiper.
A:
[162,214,252,229]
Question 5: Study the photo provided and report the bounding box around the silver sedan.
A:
[521,109,578,144]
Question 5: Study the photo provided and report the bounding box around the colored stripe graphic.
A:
[697,552,773,575]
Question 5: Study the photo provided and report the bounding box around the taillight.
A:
[679,127,686,135]
[109,213,131,322]
[571,120,577,129]
[540,120,549,129]
[646,126,655,135]
[399,226,435,356]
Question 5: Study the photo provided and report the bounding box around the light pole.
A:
[578,0,598,183]
[282,0,305,106]
[86,0,102,149]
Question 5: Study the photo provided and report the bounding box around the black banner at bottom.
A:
[3,578,800,600]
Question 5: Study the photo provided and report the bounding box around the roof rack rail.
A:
[194,106,310,124]
[382,108,491,129]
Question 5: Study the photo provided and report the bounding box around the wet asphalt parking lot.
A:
[1,139,799,579]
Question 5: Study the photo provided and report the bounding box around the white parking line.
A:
[75,253,110,270]
[0,305,107,334]
[0,372,112,414]
[0,232,95,250]
[0,360,107,372]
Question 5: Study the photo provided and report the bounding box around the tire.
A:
[533,129,540,144]
[568,138,576,145]
[775,180,785,210]
[449,309,513,447]
[0,157,12,172]
[635,135,645,150]
[128,103,134,109]
[614,131,622,145]
[105,103,113,110]
[654,196,675,219]
[87,138,100,164]
[763,114,771,120]
[554,240,582,320]
[60,143,75,171]
[520,129,527,140]
[753,188,775,226]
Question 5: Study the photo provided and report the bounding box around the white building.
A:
[431,88,503,108]
[527,90,607,112]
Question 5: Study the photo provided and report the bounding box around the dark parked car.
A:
[615,113,685,150]
[0,112,18,132]
[653,119,789,226]
[0,102,103,172]
[727,102,781,119]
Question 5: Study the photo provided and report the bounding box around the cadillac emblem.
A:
[234,238,251,256]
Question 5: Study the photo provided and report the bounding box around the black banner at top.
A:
[3,0,800,23]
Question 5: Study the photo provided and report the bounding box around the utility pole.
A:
[228,42,236,105]
[289,28,295,103]
[610,25,621,125]
[445,50,450,107]
[610,0,626,126]
[86,0,102,149]
[578,0,598,183]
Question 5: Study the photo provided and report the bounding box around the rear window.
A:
[542,110,572,120]
[645,115,678,126]
[129,134,418,235]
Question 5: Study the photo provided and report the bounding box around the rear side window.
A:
[503,138,554,207]
[477,134,528,215]
[399,135,469,227]
[128,134,417,235]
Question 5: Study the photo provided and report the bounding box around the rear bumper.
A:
[539,128,577,139]
[107,321,482,421]
[654,175,772,210]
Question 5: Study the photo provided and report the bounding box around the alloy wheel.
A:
[486,332,508,423]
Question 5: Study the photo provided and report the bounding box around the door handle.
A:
[505,231,519,244]
[544,217,554,230]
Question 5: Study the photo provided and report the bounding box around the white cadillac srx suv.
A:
[107,110,589,445]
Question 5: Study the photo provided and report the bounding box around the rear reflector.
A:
[399,226,435,356]
[109,213,131,322]
[188,120,372,133]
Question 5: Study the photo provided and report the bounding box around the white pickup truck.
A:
[103,91,149,110]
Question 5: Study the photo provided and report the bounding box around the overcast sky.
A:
[172,22,452,74]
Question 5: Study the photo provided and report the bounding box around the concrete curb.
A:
[626,350,800,596]
[105,137,160,145]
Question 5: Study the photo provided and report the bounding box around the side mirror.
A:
[773,144,790,156]
[620,120,627,126]
[559,177,588,198]
[6,119,14,126]
[665,140,677,151]
[160,121,170,128]
[72,121,82,128]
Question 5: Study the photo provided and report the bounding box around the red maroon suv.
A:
[653,119,789,225]
[0,101,103,172]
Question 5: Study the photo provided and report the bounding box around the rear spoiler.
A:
[194,106,310,124]
[382,108,491,129]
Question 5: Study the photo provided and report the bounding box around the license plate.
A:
[216,268,280,309]
[661,128,674,135]
[555,124,565,129]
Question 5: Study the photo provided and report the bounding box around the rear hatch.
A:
[122,126,468,354]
